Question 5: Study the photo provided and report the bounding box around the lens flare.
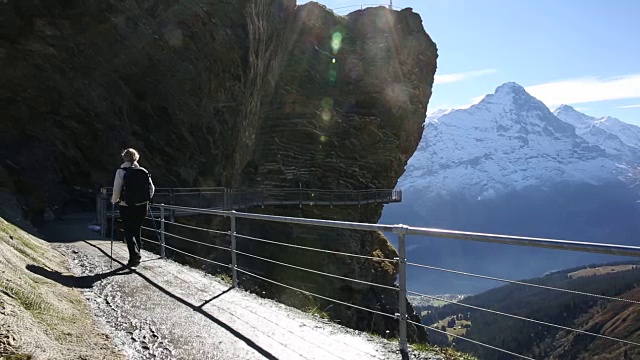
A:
[321,97,334,109]
[321,109,332,122]
[329,64,338,85]
[331,31,342,54]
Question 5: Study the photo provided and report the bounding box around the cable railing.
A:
[107,202,640,359]
[97,187,402,236]
[330,3,396,15]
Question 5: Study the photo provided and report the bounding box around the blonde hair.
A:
[121,148,140,163]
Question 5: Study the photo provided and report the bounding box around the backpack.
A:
[120,167,152,204]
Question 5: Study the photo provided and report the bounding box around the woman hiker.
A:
[111,148,155,268]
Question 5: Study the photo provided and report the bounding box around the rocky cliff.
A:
[1,0,437,340]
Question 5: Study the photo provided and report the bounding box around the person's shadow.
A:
[26,264,131,288]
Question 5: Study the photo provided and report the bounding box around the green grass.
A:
[0,221,45,265]
[3,354,34,360]
[411,343,477,360]
[216,272,232,284]
[433,318,472,340]
[308,306,330,320]
[0,279,51,315]
[302,296,330,320]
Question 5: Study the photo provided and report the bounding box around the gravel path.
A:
[41,214,442,360]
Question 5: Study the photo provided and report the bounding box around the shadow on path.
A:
[79,240,279,360]
[27,264,132,288]
[198,287,233,308]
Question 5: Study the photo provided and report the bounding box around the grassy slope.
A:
[0,217,123,360]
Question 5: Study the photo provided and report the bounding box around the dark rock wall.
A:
[1,0,258,208]
[250,4,435,189]
[237,4,435,340]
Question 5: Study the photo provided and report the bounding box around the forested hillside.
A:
[417,262,640,359]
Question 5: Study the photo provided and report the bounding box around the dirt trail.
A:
[37,214,441,360]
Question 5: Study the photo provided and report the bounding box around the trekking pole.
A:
[110,201,115,269]
[147,203,163,249]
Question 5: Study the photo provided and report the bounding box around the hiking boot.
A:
[127,258,140,268]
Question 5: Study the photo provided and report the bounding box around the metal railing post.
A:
[99,196,106,237]
[395,225,409,359]
[223,189,228,210]
[100,189,108,237]
[160,205,166,258]
[230,212,238,288]
[96,194,101,234]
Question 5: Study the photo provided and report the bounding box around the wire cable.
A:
[235,250,398,291]
[407,262,640,304]
[160,230,230,252]
[160,219,229,236]
[140,236,162,245]
[235,233,397,263]
[236,267,396,319]
[161,243,231,268]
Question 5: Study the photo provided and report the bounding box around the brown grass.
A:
[568,265,637,279]
[0,217,124,359]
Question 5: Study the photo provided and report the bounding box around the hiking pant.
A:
[120,203,147,262]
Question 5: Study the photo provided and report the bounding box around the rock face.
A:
[236,4,435,340]
[1,0,437,341]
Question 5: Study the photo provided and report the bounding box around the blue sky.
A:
[297,0,640,125]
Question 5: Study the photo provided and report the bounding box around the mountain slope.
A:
[596,116,640,149]
[553,105,640,164]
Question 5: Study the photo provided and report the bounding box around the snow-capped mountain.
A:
[382,82,640,295]
[594,116,640,149]
[554,105,640,162]
[400,82,622,200]
[426,108,454,121]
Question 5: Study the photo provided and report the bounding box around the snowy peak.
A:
[553,105,599,130]
[458,82,577,139]
[494,81,527,95]
[554,106,640,156]
[426,108,454,123]
[400,83,624,199]
[554,104,581,115]
[596,116,628,129]
[553,105,595,126]
[555,104,579,113]
[595,116,640,149]
[475,82,544,111]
